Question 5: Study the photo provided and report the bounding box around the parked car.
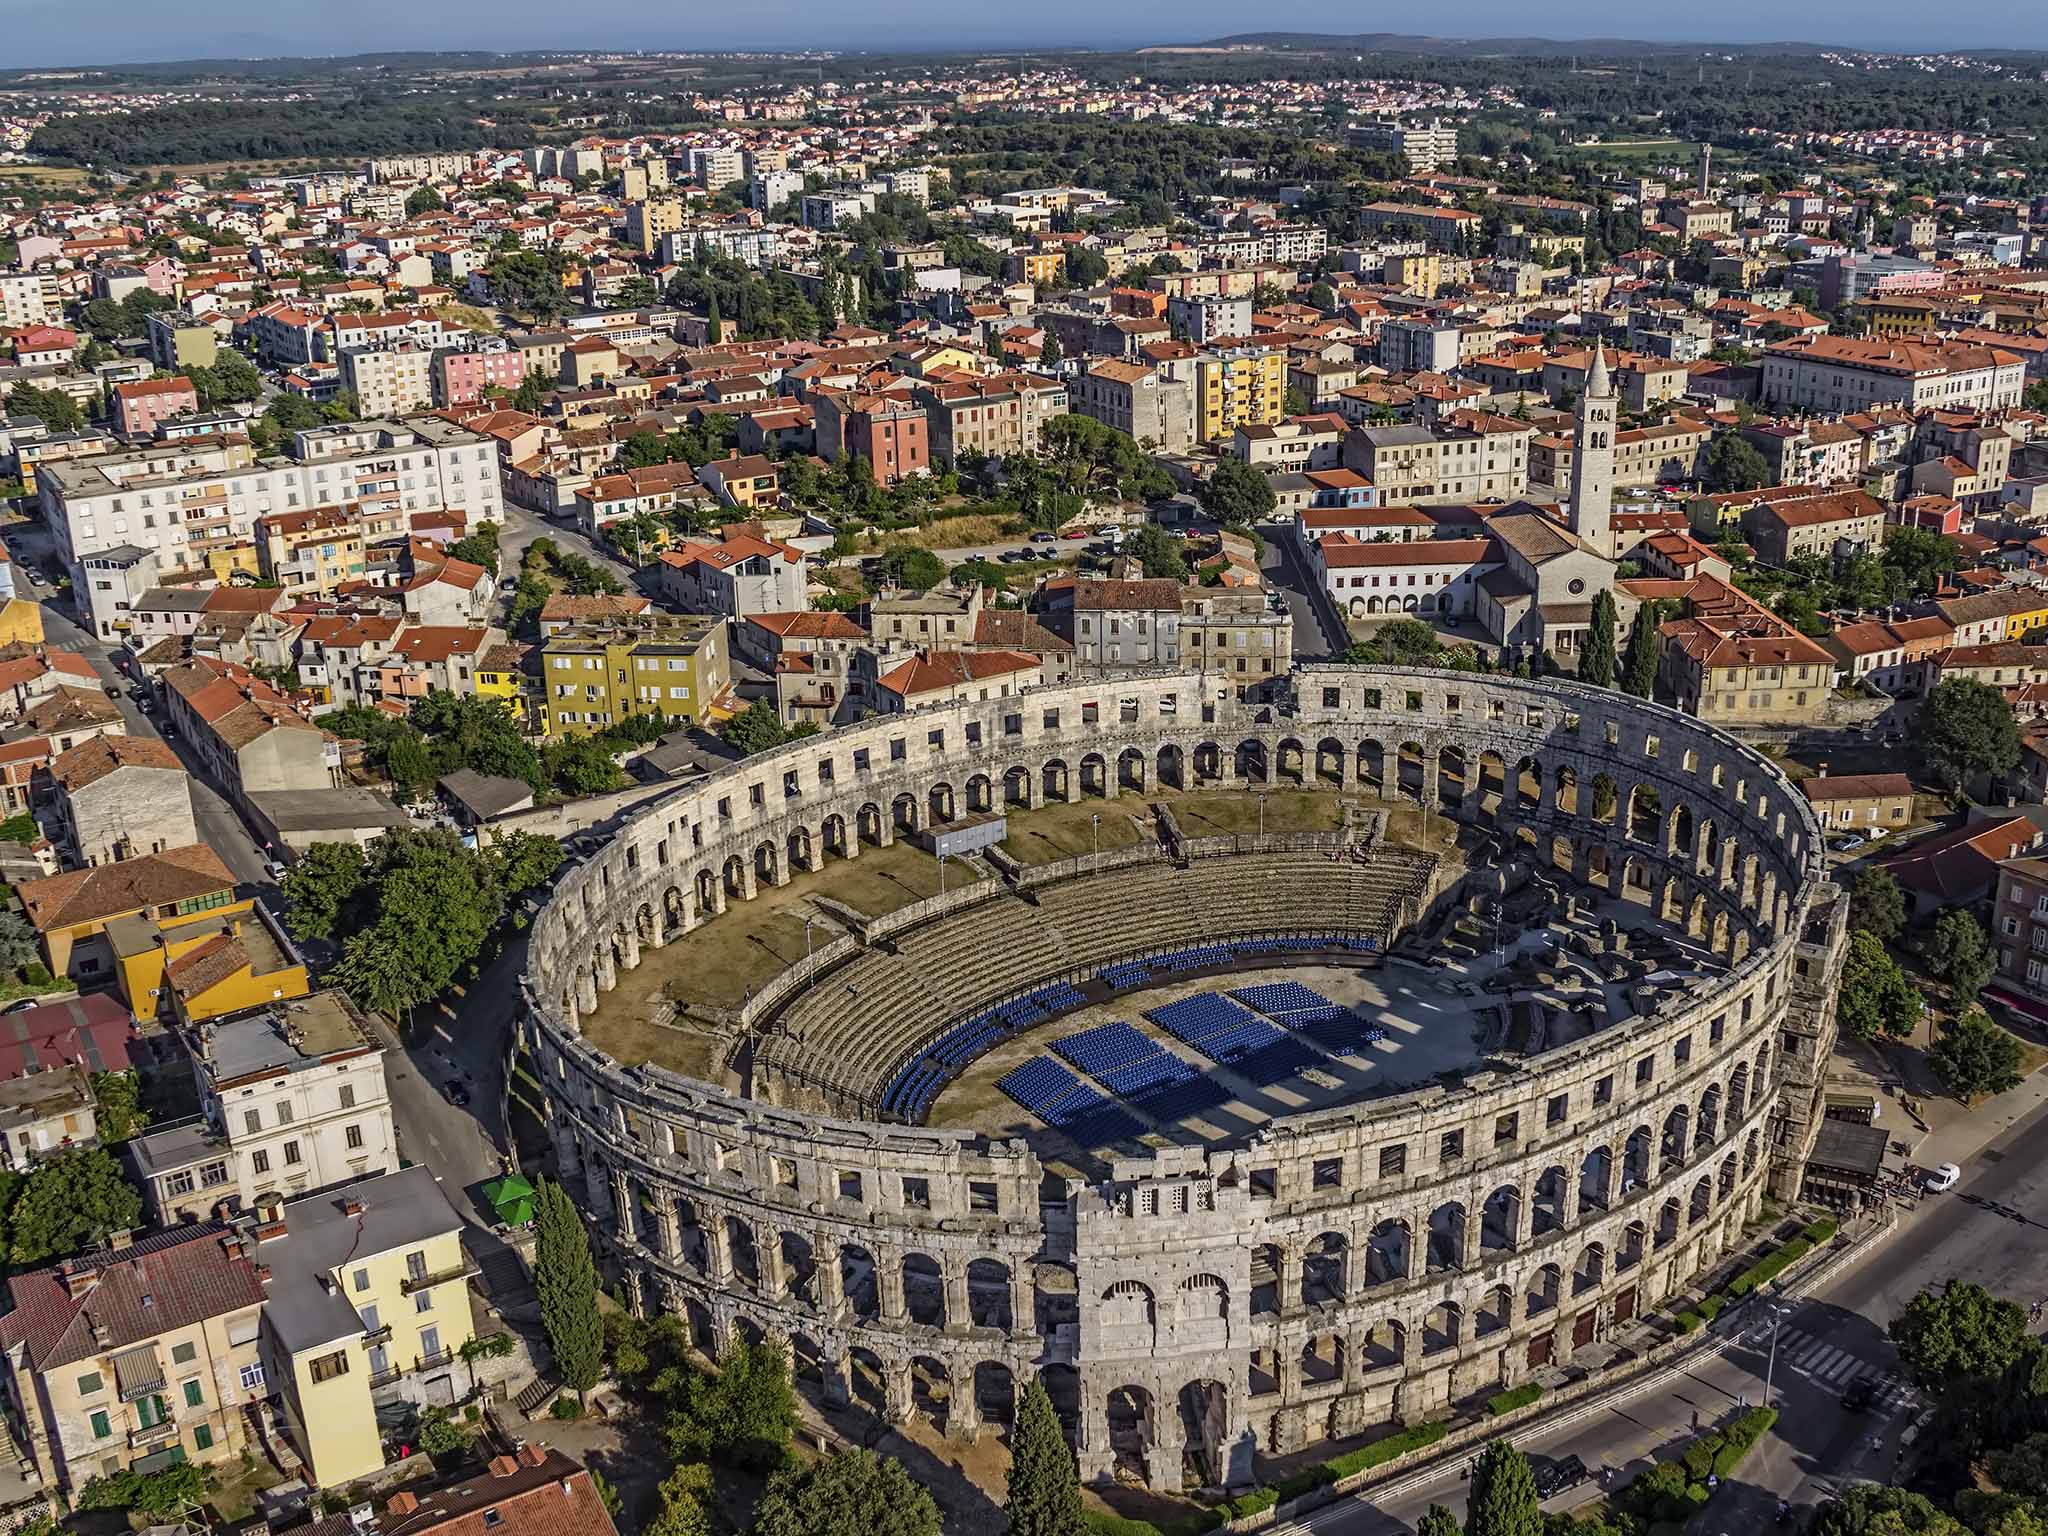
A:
[1028,531,1057,545]
[1534,1454,1590,1499]
[263,859,289,883]
[1925,1162,1962,1193]
[1841,1377,1880,1412]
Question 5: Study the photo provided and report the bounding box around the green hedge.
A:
[1083,1511,1223,1536]
[1727,1236,1811,1298]
[1614,1408,1777,1527]
[1803,1216,1838,1244]
[1674,1311,1702,1333]
[1225,1489,1279,1518]
[1271,1467,1329,1501]
[1486,1384,1543,1417]
[1323,1421,1448,1481]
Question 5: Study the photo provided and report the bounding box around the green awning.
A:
[130,1445,188,1474]
[484,1175,536,1225]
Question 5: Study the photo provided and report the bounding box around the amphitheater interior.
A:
[520,664,1848,1491]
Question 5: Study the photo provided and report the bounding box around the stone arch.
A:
[1554,763,1579,815]
[1718,1151,1740,1202]
[910,1354,952,1427]
[1689,1174,1713,1224]
[1178,1272,1230,1327]
[1301,1331,1345,1386]
[1531,1165,1569,1237]
[1235,738,1267,782]
[1178,1379,1230,1488]
[721,854,747,899]
[1357,738,1385,793]
[1477,1284,1513,1338]
[1437,743,1466,809]
[1421,1300,1461,1356]
[1105,1384,1155,1481]
[1157,742,1187,791]
[1623,1125,1652,1191]
[1515,754,1542,812]
[752,840,781,888]
[1627,781,1662,843]
[785,825,814,874]
[1655,1196,1682,1248]
[1079,752,1109,797]
[1397,741,1426,803]
[1661,1104,1691,1171]
[1477,749,1507,809]
[1118,746,1147,793]
[1728,1062,1751,1122]
[1251,1244,1282,1317]
[820,812,849,858]
[966,774,995,815]
[1102,1279,1158,1347]
[1360,1318,1404,1369]
[1572,1241,1606,1298]
[1618,1220,1647,1271]
[928,781,956,825]
[975,1361,1017,1427]
[902,1252,944,1327]
[840,1243,879,1321]
[1743,1126,1761,1177]
[1697,1083,1723,1150]
[1578,1144,1614,1215]
[635,901,657,946]
[1043,759,1070,802]
[1275,736,1306,784]
[724,1215,760,1287]
[968,1257,1012,1331]
[1481,1184,1521,1253]
[1365,1218,1411,1286]
[1426,1200,1467,1273]
[1003,765,1032,807]
[1525,1262,1561,1316]
[892,792,921,834]
[1314,736,1346,785]
[1303,1234,1347,1304]
[1192,740,1223,784]
[1668,802,1697,859]
[857,800,886,847]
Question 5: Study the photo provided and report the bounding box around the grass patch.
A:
[1487,1383,1543,1416]
[864,513,1025,551]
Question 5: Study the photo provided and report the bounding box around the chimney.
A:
[341,1197,365,1219]
[488,1455,520,1480]
[57,1263,93,1300]
[387,1493,418,1517]
[108,1229,134,1252]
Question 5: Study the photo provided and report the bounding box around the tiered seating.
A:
[1054,1021,1155,1076]
[1059,1096,1148,1148]
[1235,1038,1323,1085]
[999,1057,1087,1121]
[1195,1016,1288,1063]
[1294,1017,1390,1056]
[1102,1050,1195,1097]
[1233,981,1335,1015]
[1129,1073,1231,1121]
[1146,992,1256,1046]
[1099,960,1152,990]
[880,1060,949,1119]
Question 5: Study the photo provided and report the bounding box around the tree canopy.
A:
[1837,930,1923,1042]
[751,1449,941,1536]
[1922,677,2022,791]
[1929,1009,2026,1103]
[534,1178,604,1400]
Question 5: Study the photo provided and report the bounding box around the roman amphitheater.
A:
[519,664,1848,1492]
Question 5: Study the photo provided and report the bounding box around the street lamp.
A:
[1258,792,1267,841]
[803,917,816,995]
[1761,1299,1794,1408]
[938,851,948,896]
[1091,813,1100,871]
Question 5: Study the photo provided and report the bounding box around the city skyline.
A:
[5,3,2048,70]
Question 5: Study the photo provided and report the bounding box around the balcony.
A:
[367,1365,402,1390]
[399,1264,476,1296]
[415,1348,454,1372]
[129,1418,179,1449]
[362,1323,393,1346]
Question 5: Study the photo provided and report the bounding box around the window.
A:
[165,1168,196,1196]
[76,1371,103,1397]
[901,1176,930,1210]
[89,1411,111,1440]
[483,1513,502,1531]
[339,1084,355,1110]
[193,1424,213,1451]
[419,1326,440,1359]
[275,1101,293,1125]
[1547,1094,1568,1127]
[416,1288,434,1314]
[1635,1056,1655,1086]
[239,1363,265,1391]
[171,1341,197,1365]
[969,1181,998,1214]
[309,1351,349,1383]
[199,1161,228,1187]
[183,1379,204,1409]
[251,1149,270,1175]
[243,1108,262,1134]
[1593,1074,1614,1107]
[346,1124,364,1151]
[354,1268,371,1293]
[1378,1143,1407,1178]
[837,1171,863,1203]
[284,1141,301,1166]
[135,1395,167,1429]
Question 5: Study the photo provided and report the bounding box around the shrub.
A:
[1272,1467,1328,1500]
[1699,1295,1725,1321]
[1803,1217,1838,1244]
[1227,1489,1279,1518]
[549,1396,582,1420]
[1323,1421,1448,1481]
[1080,1512,1223,1536]
[1674,1311,1702,1333]
[1486,1383,1543,1417]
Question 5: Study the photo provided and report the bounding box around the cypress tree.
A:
[1416,1508,1461,1536]
[1621,598,1662,698]
[706,293,722,344]
[534,1177,604,1400]
[1005,1377,1085,1536]
[1581,589,1618,689]
[1465,1442,1544,1536]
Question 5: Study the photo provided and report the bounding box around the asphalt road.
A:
[1286,1094,2048,1534]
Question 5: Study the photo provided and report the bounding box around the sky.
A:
[2,0,2045,69]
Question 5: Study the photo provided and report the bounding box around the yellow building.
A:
[2003,595,2048,642]
[137,904,311,1025]
[1010,249,1066,286]
[474,640,528,724]
[255,1167,476,1488]
[540,614,730,738]
[0,597,44,648]
[0,1224,269,1489]
[1194,345,1287,444]
[17,844,241,986]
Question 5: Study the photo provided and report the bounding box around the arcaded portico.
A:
[519,665,1845,1489]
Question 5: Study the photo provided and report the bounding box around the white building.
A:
[1761,336,2027,415]
[127,990,397,1223]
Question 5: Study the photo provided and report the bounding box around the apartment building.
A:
[1799,773,1915,833]
[159,656,340,803]
[129,990,394,1225]
[1233,419,1343,473]
[0,272,60,328]
[112,378,199,440]
[1073,360,1191,455]
[254,507,368,598]
[43,417,502,638]
[1376,318,1462,375]
[1346,118,1460,172]
[341,346,436,419]
[0,1223,268,1488]
[1354,202,1482,246]
[1193,344,1286,444]
[874,650,1045,712]
[918,373,1067,463]
[430,346,526,409]
[1762,336,2027,415]
[1179,589,1293,696]
[655,530,807,618]
[1038,578,1185,670]
[814,388,930,484]
[539,615,730,736]
[1531,419,1709,493]
[255,1166,475,1487]
[1655,580,1840,725]
[45,734,196,867]
[1743,488,1888,567]
[1340,418,1531,504]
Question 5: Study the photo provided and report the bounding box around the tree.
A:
[8,1148,143,1265]
[1837,930,1923,1042]
[5,384,81,433]
[511,369,552,413]
[1039,332,1063,367]
[329,828,507,1019]
[1415,1510,1461,1536]
[1929,1009,2026,1102]
[1620,599,1661,697]
[1848,867,1907,944]
[1923,676,2022,791]
[1127,524,1189,582]
[1892,1280,2030,1399]
[205,351,261,404]
[1581,590,1618,688]
[1922,909,1996,1002]
[1200,458,1277,527]
[1704,433,1770,493]
[1307,280,1337,313]
[668,1334,798,1471]
[751,1448,941,1536]
[489,831,563,897]
[1813,1485,1966,1536]
[90,1070,147,1143]
[417,1405,472,1456]
[644,1463,712,1536]
[723,699,795,757]
[1063,247,1109,287]
[1465,1441,1544,1536]
[881,546,945,592]
[543,735,627,796]
[281,841,369,942]
[534,1178,604,1401]
[1005,1377,1085,1536]
[406,185,446,217]
[0,909,37,976]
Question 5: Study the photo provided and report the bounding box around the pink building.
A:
[432,346,528,407]
[112,376,199,438]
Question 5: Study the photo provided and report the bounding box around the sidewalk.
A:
[1828,1024,2048,1178]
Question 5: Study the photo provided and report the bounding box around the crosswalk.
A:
[1738,1324,1917,1410]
